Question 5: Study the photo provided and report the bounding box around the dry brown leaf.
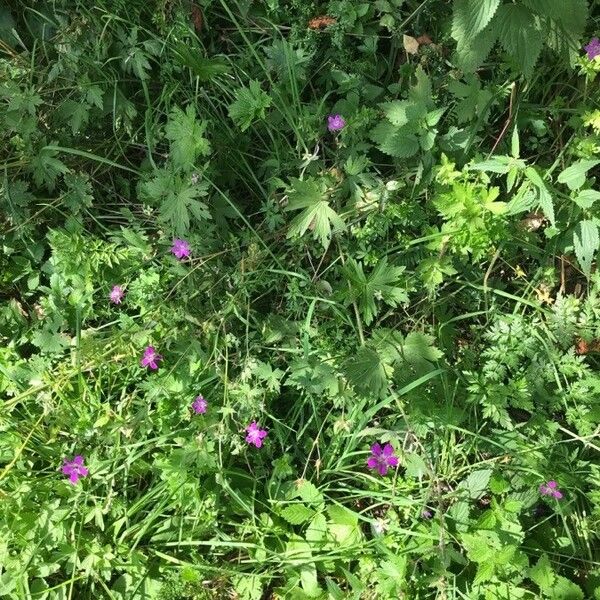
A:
[416,34,433,45]
[403,34,419,55]
[191,4,203,32]
[308,16,336,30]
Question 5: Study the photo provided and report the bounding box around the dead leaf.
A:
[308,16,336,30]
[191,4,203,32]
[416,34,433,45]
[403,34,419,55]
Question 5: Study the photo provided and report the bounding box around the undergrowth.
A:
[1,0,600,598]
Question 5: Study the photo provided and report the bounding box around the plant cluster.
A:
[1,1,600,599]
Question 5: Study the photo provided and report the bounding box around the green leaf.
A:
[30,145,69,191]
[496,4,543,78]
[345,345,389,397]
[172,43,230,80]
[228,80,272,131]
[529,554,555,592]
[452,0,501,43]
[573,189,600,210]
[285,177,344,248]
[280,504,315,525]
[141,170,210,235]
[557,160,600,191]
[525,167,555,226]
[327,505,358,526]
[549,577,584,600]
[409,66,434,108]
[381,100,425,127]
[573,220,599,278]
[459,468,492,499]
[295,480,324,506]
[370,121,420,158]
[305,513,328,543]
[341,257,407,325]
[165,105,211,170]
[404,453,428,479]
[455,20,500,72]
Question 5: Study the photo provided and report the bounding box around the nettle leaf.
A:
[524,167,555,226]
[573,220,599,278]
[370,122,420,158]
[141,170,210,234]
[285,177,344,248]
[529,554,555,592]
[523,0,588,63]
[455,19,500,72]
[228,80,272,131]
[496,4,543,78]
[557,160,600,191]
[165,105,211,170]
[459,468,492,499]
[452,0,501,43]
[341,257,407,325]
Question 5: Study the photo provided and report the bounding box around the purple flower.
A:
[192,395,207,414]
[109,285,125,304]
[171,238,191,260]
[539,480,563,500]
[140,346,162,370]
[327,114,346,132]
[245,421,268,448]
[421,509,433,519]
[62,455,88,484]
[367,443,399,476]
[584,37,600,61]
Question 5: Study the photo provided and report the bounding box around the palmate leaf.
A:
[141,169,210,235]
[344,345,389,397]
[285,177,344,248]
[165,105,211,170]
[341,257,407,325]
[228,80,272,132]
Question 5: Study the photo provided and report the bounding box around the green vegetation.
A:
[1,0,600,598]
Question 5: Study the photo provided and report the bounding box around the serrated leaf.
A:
[165,105,211,170]
[404,453,427,479]
[370,121,420,158]
[573,189,600,210]
[452,0,501,43]
[409,66,433,108]
[496,4,543,78]
[574,220,599,278]
[557,160,600,191]
[280,504,315,525]
[530,554,555,591]
[341,257,407,325]
[327,504,358,526]
[455,19,499,72]
[459,468,492,499]
[381,100,425,126]
[141,170,210,235]
[285,177,344,248]
[295,480,324,506]
[31,145,69,191]
[305,513,328,543]
[228,80,272,131]
[345,345,388,397]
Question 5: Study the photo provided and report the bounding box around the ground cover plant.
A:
[1,0,600,598]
